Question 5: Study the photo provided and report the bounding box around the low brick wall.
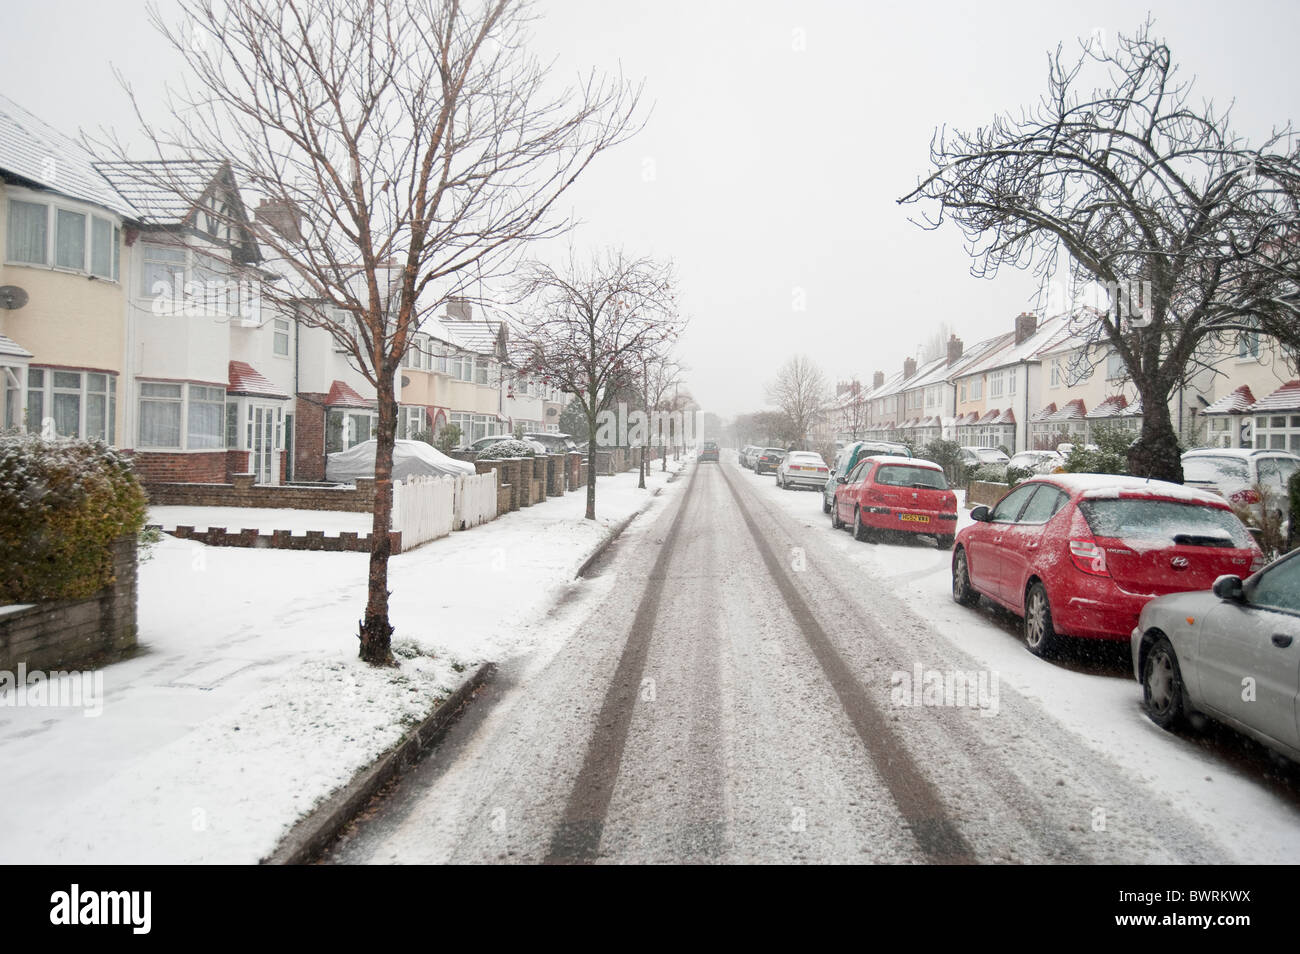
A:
[145,475,377,513]
[566,452,582,492]
[967,480,1010,510]
[546,455,564,496]
[0,537,138,673]
[161,525,403,554]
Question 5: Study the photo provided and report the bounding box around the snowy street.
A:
[327,459,1300,864]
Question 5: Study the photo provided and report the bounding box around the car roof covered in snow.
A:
[866,455,941,469]
[1027,472,1229,506]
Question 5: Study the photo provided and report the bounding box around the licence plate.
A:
[899,513,930,524]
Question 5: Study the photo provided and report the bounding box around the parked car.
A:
[1132,548,1300,764]
[754,448,787,475]
[698,440,720,462]
[822,440,913,514]
[1006,449,1064,474]
[1181,448,1300,537]
[831,455,957,549]
[952,474,1264,658]
[523,432,578,454]
[776,451,829,489]
[739,445,758,469]
[326,439,476,482]
[960,446,1011,467]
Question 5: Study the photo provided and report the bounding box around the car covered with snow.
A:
[326,439,476,483]
[822,440,912,513]
[1006,449,1064,474]
[830,455,957,548]
[953,474,1263,658]
[776,451,828,488]
[1181,448,1300,538]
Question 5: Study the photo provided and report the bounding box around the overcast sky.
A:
[4,0,1299,417]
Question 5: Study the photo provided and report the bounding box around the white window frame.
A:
[5,190,121,281]
[273,318,291,357]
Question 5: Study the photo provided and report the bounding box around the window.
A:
[325,408,377,454]
[1050,359,1061,388]
[1106,352,1126,380]
[273,318,291,357]
[142,244,187,298]
[7,199,48,264]
[968,378,983,401]
[398,406,427,439]
[476,360,490,386]
[1239,331,1261,359]
[139,383,183,448]
[1251,554,1300,613]
[989,370,1004,399]
[990,484,1039,522]
[24,368,116,441]
[1017,486,1067,524]
[226,402,239,448]
[188,386,226,449]
[959,381,967,403]
[1008,371,1017,395]
[6,196,120,279]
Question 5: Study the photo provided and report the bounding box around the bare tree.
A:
[836,376,868,440]
[900,20,1300,481]
[766,355,828,450]
[512,249,683,519]
[642,353,683,473]
[106,0,643,664]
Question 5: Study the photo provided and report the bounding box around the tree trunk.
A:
[638,445,646,488]
[660,441,666,471]
[585,408,598,521]
[359,368,397,666]
[1127,380,1184,483]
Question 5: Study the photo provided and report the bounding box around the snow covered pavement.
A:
[0,461,687,863]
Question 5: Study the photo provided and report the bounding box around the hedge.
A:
[0,435,147,602]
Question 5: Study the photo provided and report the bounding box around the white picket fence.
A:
[391,471,498,549]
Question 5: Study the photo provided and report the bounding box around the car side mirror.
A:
[970,505,991,522]
[1212,574,1245,602]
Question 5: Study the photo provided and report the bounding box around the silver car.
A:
[776,451,829,490]
[1132,548,1297,764]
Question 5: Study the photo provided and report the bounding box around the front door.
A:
[252,405,277,484]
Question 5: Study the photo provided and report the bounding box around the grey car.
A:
[1132,549,1298,764]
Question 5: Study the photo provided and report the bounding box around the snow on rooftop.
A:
[1032,472,1228,506]
[1202,385,1256,416]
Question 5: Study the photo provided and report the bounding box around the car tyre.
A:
[952,547,979,606]
[936,534,955,551]
[831,498,844,530]
[1142,635,1187,730]
[822,494,832,514]
[852,507,871,542]
[1023,581,1063,658]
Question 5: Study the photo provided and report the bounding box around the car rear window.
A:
[1183,456,1249,483]
[1078,498,1252,547]
[875,465,948,490]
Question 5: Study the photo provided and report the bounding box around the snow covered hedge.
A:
[0,435,147,602]
[476,439,539,459]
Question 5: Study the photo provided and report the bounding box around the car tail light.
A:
[1250,550,1266,573]
[1230,488,1261,505]
[866,488,884,502]
[1068,537,1110,576]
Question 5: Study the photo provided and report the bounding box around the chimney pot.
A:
[947,335,964,366]
[1014,312,1038,345]
[872,371,885,390]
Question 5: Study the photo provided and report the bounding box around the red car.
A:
[952,474,1265,657]
[831,455,958,549]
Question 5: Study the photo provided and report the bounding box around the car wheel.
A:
[1023,582,1063,658]
[1143,636,1187,730]
[852,507,871,542]
[822,493,832,514]
[952,547,979,606]
[831,499,844,530]
[936,534,954,551]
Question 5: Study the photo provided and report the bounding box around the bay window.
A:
[187,386,225,448]
[139,383,183,448]
[6,194,120,279]
[24,368,116,442]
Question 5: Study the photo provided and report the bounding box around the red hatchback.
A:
[952,474,1265,657]
[831,455,958,549]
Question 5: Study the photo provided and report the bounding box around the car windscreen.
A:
[875,465,948,490]
[1078,498,1252,547]
[1182,456,1249,483]
[764,448,785,456]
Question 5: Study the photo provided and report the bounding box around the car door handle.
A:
[1273,633,1294,648]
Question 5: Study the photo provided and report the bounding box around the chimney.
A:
[947,334,964,366]
[446,298,473,321]
[836,381,849,396]
[1014,312,1037,345]
[904,357,917,380]
[255,197,302,243]
[872,371,885,390]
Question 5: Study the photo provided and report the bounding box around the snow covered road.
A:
[329,459,1300,864]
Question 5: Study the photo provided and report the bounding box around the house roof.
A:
[993,408,1016,426]
[1202,384,1257,416]
[1085,395,1129,419]
[0,333,33,360]
[326,379,374,408]
[432,314,506,358]
[1247,380,1300,413]
[93,159,227,225]
[953,314,1068,379]
[0,94,139,217]
[975,408,1001,425]
[227,361,288,399]
[1031,402,1057,423]
[1048,398,1088,421]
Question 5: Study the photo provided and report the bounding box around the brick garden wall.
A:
[144,475,377,512]
[0,537,138,673]
[295,394,327,481]
[131,451,228,484]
